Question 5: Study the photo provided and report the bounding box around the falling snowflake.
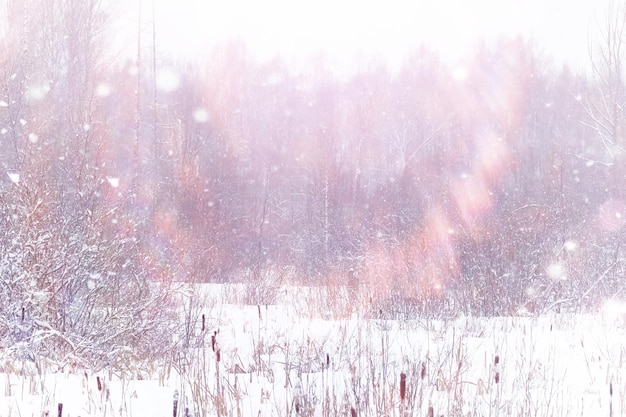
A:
[96,83,111,97]
[106,177,120,188]
[6,172,19,184]
[547,263,566,280]
[156,68,180,92]
[193,108,209,123]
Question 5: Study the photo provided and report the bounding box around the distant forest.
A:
[1,0,626,348]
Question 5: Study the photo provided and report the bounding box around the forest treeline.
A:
[1,0,626,367]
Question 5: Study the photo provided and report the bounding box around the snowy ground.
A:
[2,284,626,417]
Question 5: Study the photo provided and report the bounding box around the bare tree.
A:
[585,1,626,161]
[0,0,177,371]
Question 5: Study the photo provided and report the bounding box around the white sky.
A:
[145,0,613,72]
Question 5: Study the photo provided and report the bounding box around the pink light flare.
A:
[451,132,511,230]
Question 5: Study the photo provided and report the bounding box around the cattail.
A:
[57,403,63,417]
[215,329,221,361]
[201,314,205,332]
[610,381,614,417]
[421,362,426,380]
[97,376,102,391]
[351,407,357,417]
[400,372,406,401]
[427,404,434,417]
[494,355,500,384]
[173,390,179,417]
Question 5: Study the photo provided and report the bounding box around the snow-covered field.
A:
[2,284,626,417]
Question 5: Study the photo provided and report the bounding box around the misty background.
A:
[1,0,626,368]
